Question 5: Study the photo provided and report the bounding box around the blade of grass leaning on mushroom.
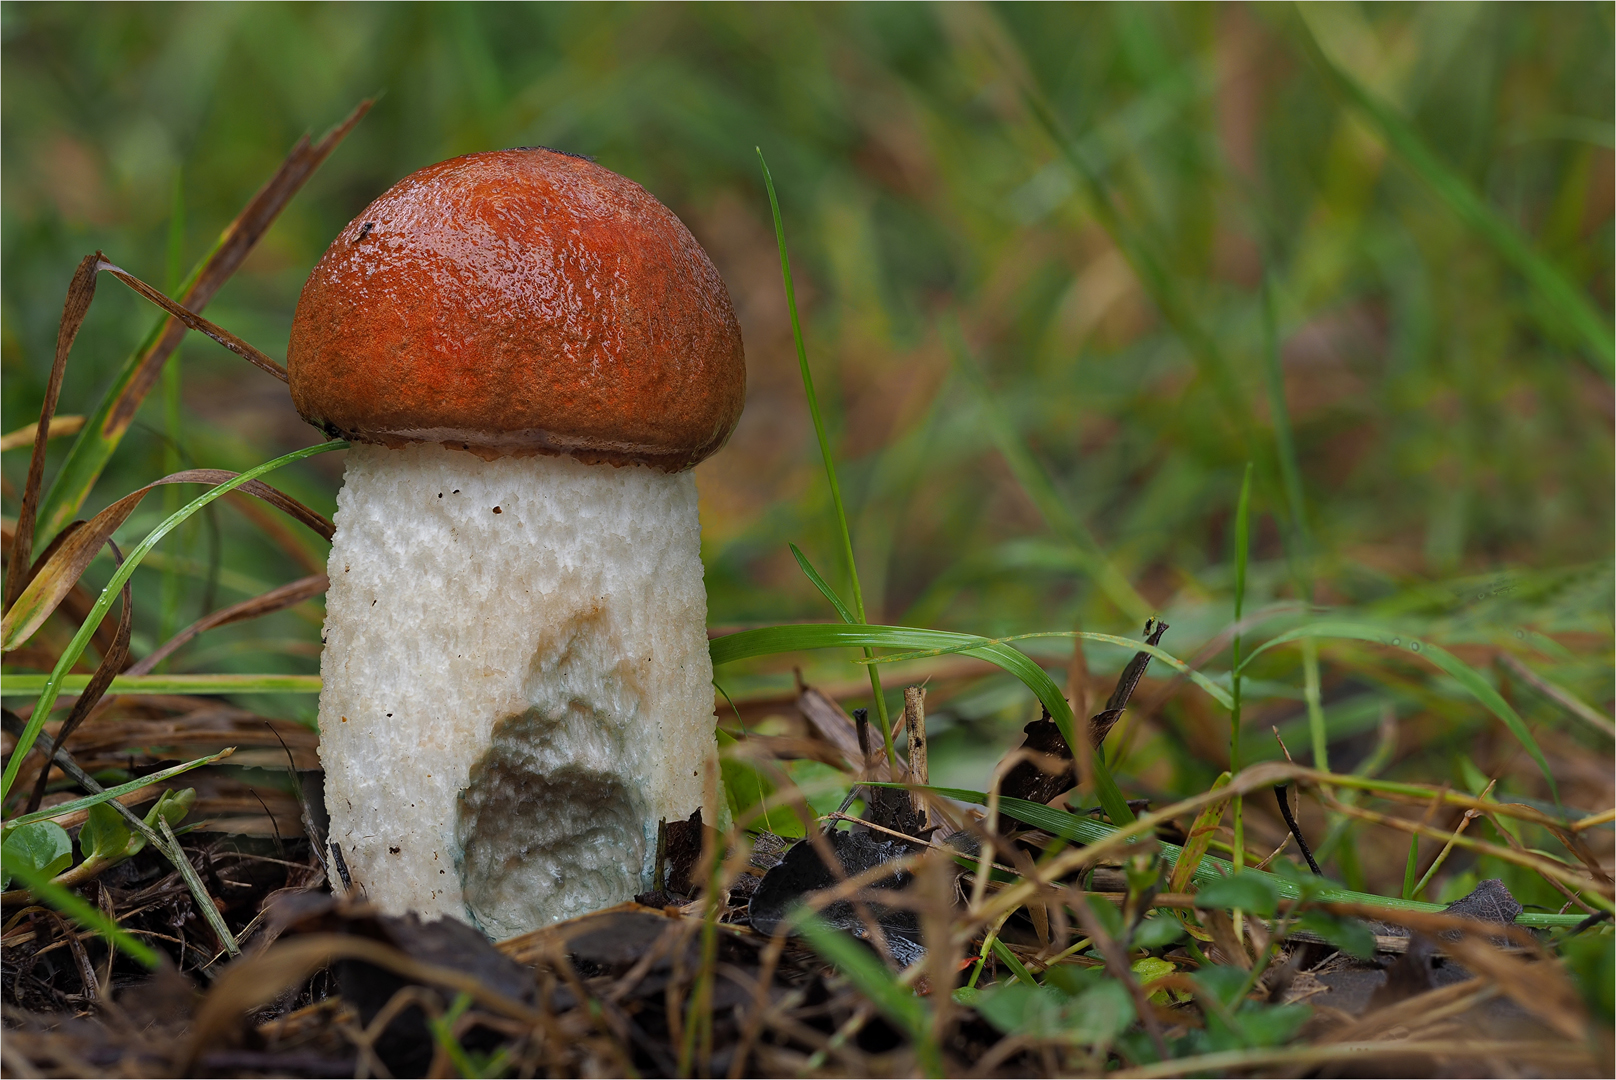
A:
[287,148,746,937]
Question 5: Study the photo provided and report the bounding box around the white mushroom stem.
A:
[318,442,717,937]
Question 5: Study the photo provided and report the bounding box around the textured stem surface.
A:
[320,443,716,935]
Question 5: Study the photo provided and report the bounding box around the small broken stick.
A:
[826,708,874,825]
[1273,784,1323,875]
[903,686,930,830]
[830,697,933,841]
[1270,726,1322,874]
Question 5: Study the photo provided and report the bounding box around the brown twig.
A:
[903,686,929,828]
[1272,784,1322,874]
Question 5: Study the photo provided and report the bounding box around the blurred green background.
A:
[3,4,1611,896]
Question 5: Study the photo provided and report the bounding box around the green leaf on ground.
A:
[976,975,1135,1044]
[1,821,74,888]
[1194,874,1281,917]
[78,802,135,863]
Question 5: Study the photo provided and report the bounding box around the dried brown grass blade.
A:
[1091,618,1169,745]
[2,470,333,653]
[3,255,100,610]
[1168,773,1231,893]
[40,578,121,669]
[1543,820,1616,888]
[1203,907,1252,970]
[1317,785,1609,898]
[7,101,358,620]
[13,521,119,669]
[105,100,373,436]
[127,574,327,676]
[33,100,371,545]
[0,416,84,453]
[1323,976,1496,1043]
[36,705,317,781]
[95,260,288,382]
[1428,934,1588,1042]
[23,542,133,814]
[914,852,958,1050]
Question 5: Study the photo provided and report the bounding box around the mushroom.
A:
[286,148,745,936]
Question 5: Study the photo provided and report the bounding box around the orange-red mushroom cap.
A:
[288,149,745,471]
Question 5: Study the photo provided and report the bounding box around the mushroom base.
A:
[317,443,717,936]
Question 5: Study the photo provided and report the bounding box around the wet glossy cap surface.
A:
[288,149,745,471]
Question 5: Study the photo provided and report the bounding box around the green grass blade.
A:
[1259,278,1328,771]
[1239,622,1558,804]
[1231,463,1252,875]
[944,323,1151,622]
[710,623,1137,825]
[757,154,860,610]
[858,630,1233,710]
[790,543,858,624]
[990,937,1036,985]
[35,102,370,543]
[0,856,160,967]
[3,440,346,803]
[1401,833,1422,902]
[427,992,482,1080]
[157,811,237,955]
[710,625,1069,717]
[896,784,1586,928]
[757,149,895,764]
[1302,639,1328,772]
[1087,761,1133,829]
[1232,464,1252,633]
[0,673,323,697]
[3,749,230,828]
[1297,23,1614,379]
